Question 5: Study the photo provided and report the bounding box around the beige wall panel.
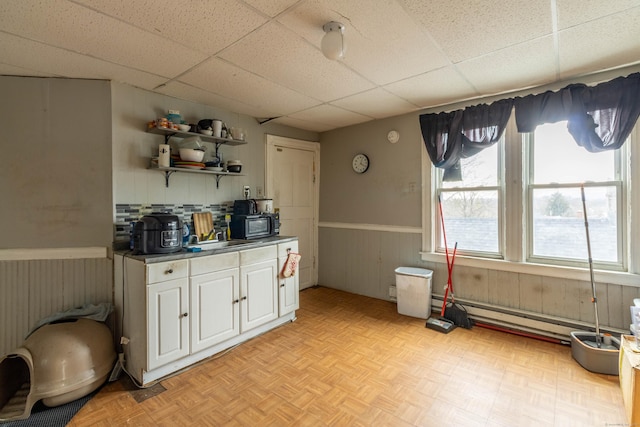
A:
[541,276,570,318]
[518,273,543,313]
[487,270,520,308]
[454,264,489,302]
[606,284,623,329]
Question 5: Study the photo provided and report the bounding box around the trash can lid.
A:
[394,267,433,278]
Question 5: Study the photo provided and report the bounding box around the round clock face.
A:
[352,153,369,173]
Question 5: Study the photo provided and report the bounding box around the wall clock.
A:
[352,153,369,174]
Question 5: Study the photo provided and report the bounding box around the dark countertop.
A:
[114,235,298,264]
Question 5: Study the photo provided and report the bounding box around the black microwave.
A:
[230,213,279,240]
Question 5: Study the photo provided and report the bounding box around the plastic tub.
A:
[395,267,433,319]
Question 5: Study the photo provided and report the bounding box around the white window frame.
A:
[421,114,640,287]
[434,139,504,259]
[524,126,626,271]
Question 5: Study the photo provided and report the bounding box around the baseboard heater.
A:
[431,294,627,344]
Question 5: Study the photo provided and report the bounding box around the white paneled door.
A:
[266,135,319,290]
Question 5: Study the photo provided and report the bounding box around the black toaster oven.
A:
[230,213,279,240]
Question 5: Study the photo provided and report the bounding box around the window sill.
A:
[420,251,639,287]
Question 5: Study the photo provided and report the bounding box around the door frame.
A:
[265,134,320,287]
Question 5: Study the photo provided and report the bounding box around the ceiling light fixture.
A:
[321,21,346,60]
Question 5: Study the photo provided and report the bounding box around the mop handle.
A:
[581,185,601,346]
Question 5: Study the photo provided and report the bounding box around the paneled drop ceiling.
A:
[1,0,639,132]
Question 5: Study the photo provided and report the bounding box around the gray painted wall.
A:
[0,77,113,249]
[319,114,422,226]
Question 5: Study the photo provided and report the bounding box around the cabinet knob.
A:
[181,312,188,318]
[241,296,247,301]
[233,299,239,304]
[166,268,174,274]
[280,283,285,288]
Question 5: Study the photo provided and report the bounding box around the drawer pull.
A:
[166,268,174,274]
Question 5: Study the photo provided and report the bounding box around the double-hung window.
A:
[436,140,502,256]
[431,118,627,271]
[425,73,639,274]
[527,121,624,269]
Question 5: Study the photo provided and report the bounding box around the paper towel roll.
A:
[159,144,170,167]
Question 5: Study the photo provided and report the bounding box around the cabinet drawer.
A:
[190,251,239,276]
[147,260,188,284]
[278,240,298,257]
[240,245,277,266]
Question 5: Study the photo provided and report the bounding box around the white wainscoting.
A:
[0,250,112,356]
[318,225,640,332]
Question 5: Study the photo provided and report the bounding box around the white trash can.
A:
[395,267,433,319]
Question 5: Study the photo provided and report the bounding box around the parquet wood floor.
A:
[69,286,626,426]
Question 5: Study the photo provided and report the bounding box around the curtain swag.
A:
[420,72,640,174]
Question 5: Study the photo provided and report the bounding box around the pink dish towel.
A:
[281,252,301,278]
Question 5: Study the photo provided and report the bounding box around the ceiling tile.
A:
[399,0,552,62]
[331,89,418,119]
[178,58,321,115]
[556,0,640,29]
[384,66,478,108]
[243,0,302,17]
[219,21,375,101]
[288,104,372,129]
[456,36,557,96]
[158,81,275,119]
[0,33,166,90]
[558,8,640,78]
[271,116,334,133]
[74,0,269,55]
[277,0,450,85]
[0,0,208,78]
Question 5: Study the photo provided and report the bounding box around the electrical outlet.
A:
[243,186,251,199]
[256,186,264,198]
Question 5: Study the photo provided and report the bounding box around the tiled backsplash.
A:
[114,202,234,241]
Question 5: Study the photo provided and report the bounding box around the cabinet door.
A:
[147,278,189,370]
[190,268,240,353]
[240,259,278,332]
[278,256,300,316]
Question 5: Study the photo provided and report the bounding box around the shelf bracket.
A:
[163,170,175,187]
[215,174,223,189]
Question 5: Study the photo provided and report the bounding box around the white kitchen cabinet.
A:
[147,277,189,370]
[240,246,279,332]
[278,241,299,316]
[190,252,240,353]
[114,239,297,386]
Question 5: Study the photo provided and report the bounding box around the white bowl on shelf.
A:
[179,148,205,162]
[200,129,213,136]
[177,124,191,132]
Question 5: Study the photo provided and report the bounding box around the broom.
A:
[438,195,473,328]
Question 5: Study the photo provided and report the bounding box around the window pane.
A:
[442,143,498,188]
[533,122,615,184]
[531,187,617,262]
[440,190,499,253]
